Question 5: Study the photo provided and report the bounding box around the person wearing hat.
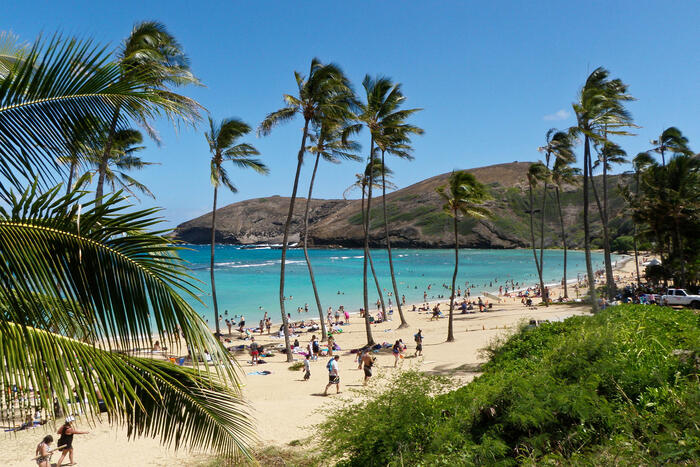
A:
[56,415,89,467]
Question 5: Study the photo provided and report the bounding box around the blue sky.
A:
[5,1,699,227]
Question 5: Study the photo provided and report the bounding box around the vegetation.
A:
[205,117,267,336]
[0,29,251,460]
[436,171,490,341]
[318,305,700,465]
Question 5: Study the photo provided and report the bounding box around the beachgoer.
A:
[56,416,88,467]
[362,351,375,385]
[323,355,341,395]
[302,354,311,381]
[344,308,350,323]
[250,337,259,364]
[334,308,340,325]
[311,335,320,360]
[35,435,54,467]
[392,340,402,367]
[259,319,264,334]
[327,335,335,356]
[414,329,423,356]
[226,319,232,335]
[238,316,245,332]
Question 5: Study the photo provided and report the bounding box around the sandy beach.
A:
[0,255,640,466]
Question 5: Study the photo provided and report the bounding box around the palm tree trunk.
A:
[96,106,121,206]
[66,159,77,196]
[381,150,408,328]
[210,185,220,336]
[361,176,374,346]
[539,154,550,306]
[302,152,327,340]
[589,156,615,299]
[674,217,685,287]
[279,118,310,362]
[447,211,458,342]
[528,181,544,302]
[555,187,568,298]
[583,136,599,313]
[367,246,385,318]
[633,171,641,286]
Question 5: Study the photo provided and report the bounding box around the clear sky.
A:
[5,1,699,227]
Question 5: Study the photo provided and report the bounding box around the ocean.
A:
[177,246,615,325]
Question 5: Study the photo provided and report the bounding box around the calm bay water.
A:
[178,246,614,325]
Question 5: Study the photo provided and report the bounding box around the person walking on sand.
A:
[414,329,423,356]
[302,354,311,381]
[362,351,375,385]
[34,435,54,467]
[56,416,88,467]
[323,355,341,396]
[327,334,335,357]
[250,337,260,365]
[392,340,402,368]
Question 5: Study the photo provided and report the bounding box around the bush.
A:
[318,306,700,465]
[611,235,634,252]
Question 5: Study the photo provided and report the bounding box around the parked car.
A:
[660,289,700,308]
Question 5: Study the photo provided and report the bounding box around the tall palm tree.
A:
[551,158,580,298]
[527,162,548,304]
[344,160,397,345]
[0,32,251,459]
[258,58,352,361]
[206,117,267,336]
[651,127,692,166]
[95,21,201,205]
[354,76,421,330]
[591,140,627,298]
[630,152,655,285]
[304,120,360,340]
[536,129,575,302]
[572,67,635,312]
[437,171,490,342]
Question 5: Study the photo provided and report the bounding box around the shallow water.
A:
[177,246,614,326]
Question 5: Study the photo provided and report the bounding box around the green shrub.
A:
[318,306,700,465]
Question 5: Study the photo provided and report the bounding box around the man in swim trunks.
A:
[323,355,341,395]
[362,351,375,385]
[250,337,259,364]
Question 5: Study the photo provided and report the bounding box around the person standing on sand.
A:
[302,354,311,381]
[56,416,88,467]
[414,329,423,356]
[323,355,341,395]
[250,337,259,364]
[362,351,375,385]
[327,334,335,356]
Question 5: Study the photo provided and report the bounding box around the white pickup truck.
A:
[660,289,700,308]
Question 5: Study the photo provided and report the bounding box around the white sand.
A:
[0,255,641,466]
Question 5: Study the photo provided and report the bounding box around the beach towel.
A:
[247,370,272,375]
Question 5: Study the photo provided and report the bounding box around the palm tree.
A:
[437,171,490,342]
[551,158,580,298]
[358,79,423,329]
[651,127,692,166]
[258,58,352,361]
[344,160,397,345]
[354,76,420,330]
[206,117,267,336]
[591,140,627,298]
[630,152,655,285]
[572,67,635,312]
[527,162,548,304]
[303,120,360,340]
[95,21,201,205]
[0,33,253,459]
[537,129,575,302]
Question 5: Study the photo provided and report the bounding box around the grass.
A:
[317,305,700,466]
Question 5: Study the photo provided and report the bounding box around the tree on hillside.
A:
[0,34,252,459]
[650,127,692,166]
[527,162,548,304]
[356,78,423,329]
[258,58,353,361]
[206,117,267,336]
[551,158,580,298]
[437,171,491,342]
[572,67,635,312]
[304,119,360,341]
[537,129,575,302]
[95,21,201,205]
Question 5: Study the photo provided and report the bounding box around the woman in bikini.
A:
[35,435,53,467]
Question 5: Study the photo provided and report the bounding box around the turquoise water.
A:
[178,246,614,326]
